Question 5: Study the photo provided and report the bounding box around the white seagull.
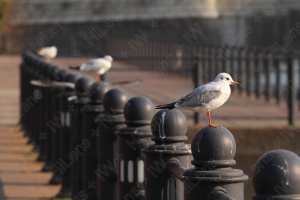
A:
[69,55,113,82]
[37,46,57,60]
[156,73,239,127]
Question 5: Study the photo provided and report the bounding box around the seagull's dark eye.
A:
[221,77,223,80]
[226,78,229,80]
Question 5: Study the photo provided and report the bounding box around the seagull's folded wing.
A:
[176,85,221,107]
[81,59,104,72]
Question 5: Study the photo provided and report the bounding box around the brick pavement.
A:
[0,126,60,200]
[0,56,20,126]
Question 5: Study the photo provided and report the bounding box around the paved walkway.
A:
[0,56,20,126]
[0,55,299,199]
[0,126,60,200]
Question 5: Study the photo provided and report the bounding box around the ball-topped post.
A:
[56,71,80,198]
[41,65,62,173]
[95,88,128,200]
[102,88,128,113]
[191,126,236,168]
[183,125,248,200]
[124,96,154,126]
[151,109,188,144]
[34,63,53,160]
[48,68,72,185]
[66,72,80,84]
[252,149,300,200]
[75,77,93,98]
[81,82,109,199]
[143,109,191,200]
[116,96,155,199]
[89,82,110,104]
[70,76,93,198]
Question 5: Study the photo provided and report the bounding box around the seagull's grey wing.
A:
[80,57,112,75]
[175,87,221,108]
[80,59,101,71]
[80,61,96,71]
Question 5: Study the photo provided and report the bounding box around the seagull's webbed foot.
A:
[209,123,219,128]
[206,111,219,128]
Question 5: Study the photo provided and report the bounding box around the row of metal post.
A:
[20,51,300,200]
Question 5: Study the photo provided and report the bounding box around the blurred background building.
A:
[1,0,300,55]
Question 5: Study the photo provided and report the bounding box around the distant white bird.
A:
[156,73,239,127]
[37,46,57,60]
[69,55,113,82]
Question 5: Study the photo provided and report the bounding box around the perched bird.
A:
[69,55,113,82]
[37,46,58,60]
[156,73,239,128]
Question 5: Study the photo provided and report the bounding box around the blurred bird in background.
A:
[37,46,58,60]
[69,55,113,82]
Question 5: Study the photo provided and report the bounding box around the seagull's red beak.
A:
[231,81,239,85]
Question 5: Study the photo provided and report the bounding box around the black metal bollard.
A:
[42,64,59,172]
[70,77,93,199]
[252,149,300,199]
[26,57,39,142]
[82,82,109,199]
[29,59,43,148]
[116,96,155,200]
[183,126,248,200]
[143,109,192,200]
[35,62,48,157]
[95,88,128,200]
[56,72,80,198]
[20,54,27,128]
[21,51,40,137]
[37,62,52,162]
[49,68,69,185]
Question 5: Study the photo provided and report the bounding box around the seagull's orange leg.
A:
[96,75,101,83]
[207,111,218,128]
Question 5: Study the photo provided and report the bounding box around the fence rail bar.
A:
[167,160,187,181]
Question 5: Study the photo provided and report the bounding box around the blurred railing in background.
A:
[106,37,299,125]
